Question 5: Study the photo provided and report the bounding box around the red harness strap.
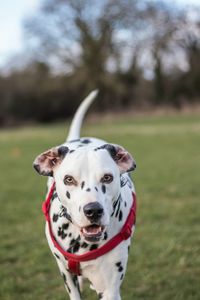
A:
[42,182,137,275]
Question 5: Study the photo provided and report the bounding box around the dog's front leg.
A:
[56,259,82,300]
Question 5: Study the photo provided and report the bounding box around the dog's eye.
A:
[101,174,113,184]
[64,175,77,186]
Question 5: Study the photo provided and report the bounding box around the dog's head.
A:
[33,143,136,242]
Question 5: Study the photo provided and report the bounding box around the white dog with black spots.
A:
[33,91,137,300]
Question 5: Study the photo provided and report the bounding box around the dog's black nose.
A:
[83,202,104,222]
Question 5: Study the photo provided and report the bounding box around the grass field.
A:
[0,114,200,300]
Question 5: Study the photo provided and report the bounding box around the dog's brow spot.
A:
[66,191,71,199]
[81,181,85,189]
[102,184,106,194]
[86,188,91,192]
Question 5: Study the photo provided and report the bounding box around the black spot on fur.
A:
[101,144,117,159]
[119,210,123,222]
[124,201,127,207]
[95,187,98,192]
[62,273,71,293]
[70,239,76,246]
[69,139,80,143]
[66,191,71,199]
[69,150,75,154]
[81,181,85,189]
[58,146,69,157]
[73,242,80,253]
[68,233,72,237]
[53,213,59,222]
[81,242,89,248]
[72,275,81,296]
[58,227,67,239]
[90,244,98,251]
[54,253,60,259]
[59,206,72,223]
[52,192,58,201]
[94,146,102,151]
[104,231,108,240]
[111,194,121,217]
[81,139,91,144]
[118,266,123,272]
[86,188,91,192]
[115,200,121,218]
[102,184,106,194]
[98,293,103,299]
[120,176,128,187]
[116,262,123,272]
[120,273,124,280]
[68,236,81,253]
[62,223,69,230]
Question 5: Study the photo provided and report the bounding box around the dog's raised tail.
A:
[66,90,98,142]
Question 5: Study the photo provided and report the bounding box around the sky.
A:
[0,0,200,68]
[0,0,40,66]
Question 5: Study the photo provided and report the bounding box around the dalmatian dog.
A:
[33,90,137,300]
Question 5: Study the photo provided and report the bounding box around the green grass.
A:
[0,114,200,299]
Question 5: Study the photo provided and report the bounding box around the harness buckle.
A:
[68,259,81,276]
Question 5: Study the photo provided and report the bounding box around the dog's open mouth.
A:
[81,225,105,242]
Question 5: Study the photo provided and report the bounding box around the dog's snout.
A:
[83,202,104,222]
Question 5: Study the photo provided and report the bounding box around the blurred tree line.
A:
[1,0,200,126]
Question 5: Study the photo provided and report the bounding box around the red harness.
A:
[42,182,137,275]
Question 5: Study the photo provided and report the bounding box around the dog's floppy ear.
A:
[102,144,136,174]
[33,146,69,176]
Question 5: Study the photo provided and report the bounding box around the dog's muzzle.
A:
[82,202,105,242]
